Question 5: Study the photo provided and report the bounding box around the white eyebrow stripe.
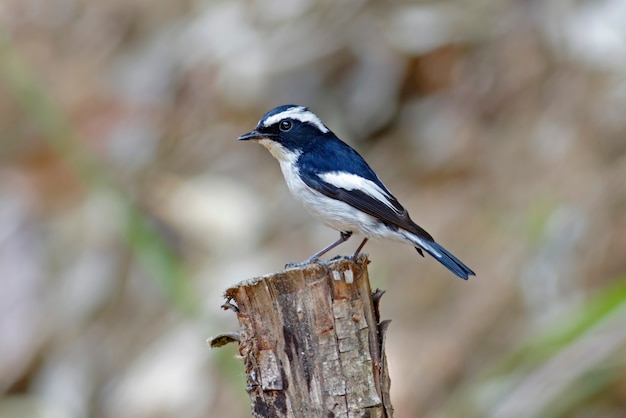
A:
[261,107,329,133]
[319,172,400,213]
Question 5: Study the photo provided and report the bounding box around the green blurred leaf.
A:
[443,274,626,418]
[504,276,626,372]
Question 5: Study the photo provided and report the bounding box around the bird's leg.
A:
[285,231,352,268]
[307,231,353,261]
[352,238,369,260]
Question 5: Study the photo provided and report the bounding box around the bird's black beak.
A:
[237,130,264,141]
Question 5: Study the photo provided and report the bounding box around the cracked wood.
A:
[222,255,393,418]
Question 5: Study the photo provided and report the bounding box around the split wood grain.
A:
[215,255,393,418]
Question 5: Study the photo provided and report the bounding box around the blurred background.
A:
[1,0,626,417]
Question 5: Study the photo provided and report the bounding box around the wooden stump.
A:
[210,255,393,417]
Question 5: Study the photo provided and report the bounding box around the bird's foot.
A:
[328,254,350,262]
[351,251,371,263]
[284,250,366,269]
[327,253,367,263]
[284,257,320,269]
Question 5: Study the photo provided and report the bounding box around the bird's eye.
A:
[279,120,292,132]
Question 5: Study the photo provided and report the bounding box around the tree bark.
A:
[211,255,392,417]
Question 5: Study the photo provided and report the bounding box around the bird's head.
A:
[238,105,330,162]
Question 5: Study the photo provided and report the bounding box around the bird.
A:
[238,104,475,280]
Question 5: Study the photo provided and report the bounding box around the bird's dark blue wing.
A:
[297,140,434,242]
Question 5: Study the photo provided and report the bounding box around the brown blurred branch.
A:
[210,255,393,417]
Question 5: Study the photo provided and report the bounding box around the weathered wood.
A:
[212,255,393,417]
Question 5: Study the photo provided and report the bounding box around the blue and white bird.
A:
[238,105,475,280]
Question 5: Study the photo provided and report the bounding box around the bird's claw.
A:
[328,254,348,262]
[285,258,319,269]
[329,254,363,263]
[286,254,359,269]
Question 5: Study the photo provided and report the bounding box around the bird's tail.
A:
[407,233,475,280]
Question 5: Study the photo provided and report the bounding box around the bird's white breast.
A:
[279,160,408,243]
[258,139,411,243]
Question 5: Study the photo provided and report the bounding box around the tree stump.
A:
[210,255,393,417]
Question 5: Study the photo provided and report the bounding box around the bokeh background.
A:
[1,0,626,417]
